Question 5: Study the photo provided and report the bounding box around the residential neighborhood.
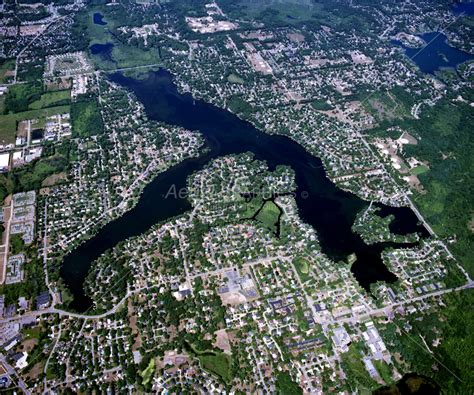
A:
[0,0,472,393]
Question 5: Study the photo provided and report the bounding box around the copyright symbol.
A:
[301,191,309,199]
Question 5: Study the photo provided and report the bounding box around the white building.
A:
[0,152,9,172]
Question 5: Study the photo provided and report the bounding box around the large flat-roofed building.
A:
[0,152,9,172]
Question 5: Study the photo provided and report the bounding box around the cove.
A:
[61,69,429,312]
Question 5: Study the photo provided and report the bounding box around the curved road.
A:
[1,280,473,326]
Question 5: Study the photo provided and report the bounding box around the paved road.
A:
[42,198,57,307]
[0,264,471,393]
[0,286,146,325]
[0,353,31,395]
[0,201,12,284]
[1,269,473,327]
[318,281,474,326]
[43,323,62,393]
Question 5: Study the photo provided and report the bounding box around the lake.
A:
[451,1,474,16]
[89,42,114,62]
[93,12,107,26]
[392,32,474,74]
[61,69,429,312]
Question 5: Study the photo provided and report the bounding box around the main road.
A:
[1,273,472,327]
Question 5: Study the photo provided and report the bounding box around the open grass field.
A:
[373,360,394,385]
[416,180,446,216]
[23,326,42,340]
[14,151,69,192]
[28,90,71,110]
[113,44,161,70]
[255,200,280,233]
[227,73,245,84]
[365,91,411,122]
[294,256,311,281]
[86,9,114,44]
[0,105,70,144]
[295,258,309,274]
[41,172,68,187]
[221,0,377,31]
[3,83,43,113]
[410,165,429,176]
[312,99,334,111]
[140,358,155,385]
[90,43,161,71]
[241,197,263,218]
[198,352,232,384]
[187,342,232,384]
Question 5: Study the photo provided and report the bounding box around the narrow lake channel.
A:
[61,69,429,312]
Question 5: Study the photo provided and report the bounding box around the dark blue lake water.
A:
[93,12,107,25]
[392,32,474,74]
[61,70,429,312]
[451,1,474,16]
[90,42,114,62]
